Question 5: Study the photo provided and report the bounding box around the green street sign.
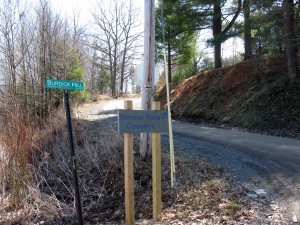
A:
[46,79,84,91]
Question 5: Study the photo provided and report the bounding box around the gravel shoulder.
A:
[168,119,300,223]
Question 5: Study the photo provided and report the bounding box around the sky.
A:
[49,0,144,26]
[48,0,241,59]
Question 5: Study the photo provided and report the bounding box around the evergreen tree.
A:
[155,0,199,82]
[67,49,89,103]
[251,5,284,56]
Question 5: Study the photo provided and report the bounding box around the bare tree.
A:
[0,0,21,103]
[85,45,111,94]
[91,0,142,97]
[118,0,142,95]
[36,0,87,116]
[0,0,37,113]
[36,0,54,117]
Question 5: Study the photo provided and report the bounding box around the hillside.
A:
[156,55,300,139]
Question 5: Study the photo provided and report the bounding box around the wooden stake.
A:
[124,100,135,225]
[152,101,161,221]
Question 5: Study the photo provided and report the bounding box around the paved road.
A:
[162,120,300,222]
[171,120,300,176]
[78,97,300,222]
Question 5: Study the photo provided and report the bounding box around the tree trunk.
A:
[120,45,128,96]
[108,41,117,98]
[243,0,252,60]
[213,0,242,68]
[213,1,222,68]
[283,0,299,81]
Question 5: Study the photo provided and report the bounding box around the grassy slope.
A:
[156,55,300,138]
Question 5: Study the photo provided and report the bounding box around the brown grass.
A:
[0,98,282,224]
[0,108,34,209]
[0,105,127,224]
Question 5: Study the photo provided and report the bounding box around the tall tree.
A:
[212,0,242,68]
[0,0,20,104]
[37,0,55,117]
[119,0,142,95]
[243,0,252,60]
[186,0,242,68]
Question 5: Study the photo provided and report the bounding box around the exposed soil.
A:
[155,55,300,139]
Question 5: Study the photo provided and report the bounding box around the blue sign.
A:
[118,109,169,133]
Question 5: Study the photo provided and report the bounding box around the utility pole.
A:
[141,0,155,159]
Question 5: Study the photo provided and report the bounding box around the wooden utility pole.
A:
[141,0,155,159]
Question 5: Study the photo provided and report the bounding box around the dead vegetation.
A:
[0,107,125,224]
[0,101,284,224]
[2,54,298,224]
[2,55,298,223]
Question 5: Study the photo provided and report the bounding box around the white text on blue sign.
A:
[118,109,169,133]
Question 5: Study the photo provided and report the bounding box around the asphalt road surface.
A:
[78,97,300,222]
[161,120,300,222]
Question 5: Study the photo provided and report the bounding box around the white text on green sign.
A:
[46,79,84,91]
[118,109,169,133]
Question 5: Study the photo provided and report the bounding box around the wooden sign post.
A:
[152,102,162,221]
[124,100,135,225]
[119,101,168,224]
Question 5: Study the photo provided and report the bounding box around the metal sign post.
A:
[46,79,84,225]
[64,89,84,225]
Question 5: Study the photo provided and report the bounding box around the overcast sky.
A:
[47,0,241,58]
[49,0,144,26]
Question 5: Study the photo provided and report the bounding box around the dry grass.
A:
[0,106,127,224]
[0,101,280,224]
[0,108,34,209]
[2,104,235,224]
